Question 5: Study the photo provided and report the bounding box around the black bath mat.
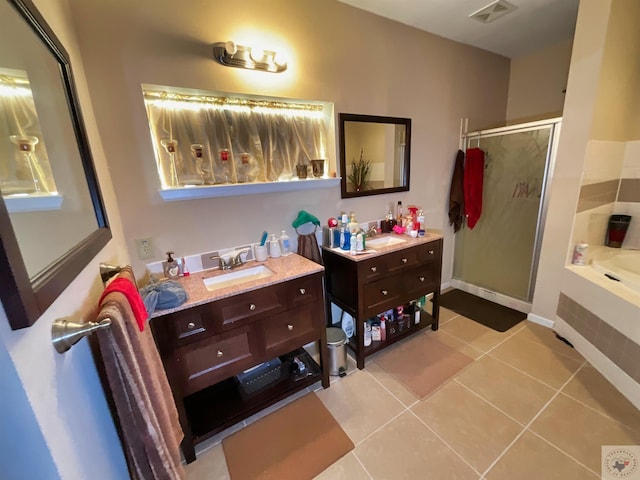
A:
[439,289,526,332]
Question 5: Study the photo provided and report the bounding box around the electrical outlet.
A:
[135,238,154,260]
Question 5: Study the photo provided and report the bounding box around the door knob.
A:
[287,324,294,331]
[299,288,306,294]
[419,276,425,282]
[187,322,195,329]
[401,258,408,263]
[371,266,377,272]
[216,350,223,358]
[381,290,388,296]
[249,304,256,310]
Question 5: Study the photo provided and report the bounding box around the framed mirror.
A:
[339,113,411,198]
[0,0,111,330]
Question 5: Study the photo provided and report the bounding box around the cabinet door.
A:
[176,326,256,395]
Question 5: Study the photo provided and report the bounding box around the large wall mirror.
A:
[0,0,111,330]
[339,113,411,198]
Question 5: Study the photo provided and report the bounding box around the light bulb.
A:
[273,51,287,68]
[224,41,237,56]
[250,46,264,63]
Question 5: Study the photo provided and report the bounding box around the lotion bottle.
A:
[269,234,281,258]
[279,230,291,255]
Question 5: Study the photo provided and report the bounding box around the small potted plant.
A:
[348,148,371,192]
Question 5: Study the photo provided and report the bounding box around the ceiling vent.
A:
[469,0,517,23]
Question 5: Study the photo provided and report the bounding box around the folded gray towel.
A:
[140,280,188,313]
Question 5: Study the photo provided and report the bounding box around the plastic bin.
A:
[326,327,347,377]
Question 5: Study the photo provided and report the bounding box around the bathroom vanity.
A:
[149,254,329,463]
[322,234,443,369]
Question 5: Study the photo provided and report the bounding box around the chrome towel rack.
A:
[51,263,123,354]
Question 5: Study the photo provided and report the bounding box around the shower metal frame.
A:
[457,117,562,311]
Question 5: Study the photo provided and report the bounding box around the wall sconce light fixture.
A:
[213,41,287,73]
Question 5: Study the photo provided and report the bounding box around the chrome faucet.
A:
[210,249,250,270]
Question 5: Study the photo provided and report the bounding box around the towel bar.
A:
[52,317,111,354]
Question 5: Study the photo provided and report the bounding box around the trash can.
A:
[326,327,347,377]
[605,214,632,248]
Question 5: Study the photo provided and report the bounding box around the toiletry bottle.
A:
[181,257,190,277]
[279,230,290,255]
[396,201,403,223]
[355,232,364,252]
[269,234,281,258]
[163,251,180,279]
[348,212,359,234]
[417,209,425,231]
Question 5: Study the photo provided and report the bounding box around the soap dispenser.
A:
[162,251,180,279]
[269,233,281,258]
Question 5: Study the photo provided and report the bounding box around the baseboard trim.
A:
[450,279,531,314]
[526,313,555,328]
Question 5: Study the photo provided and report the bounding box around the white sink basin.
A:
[203,265,274,291]
[366,236,407,247]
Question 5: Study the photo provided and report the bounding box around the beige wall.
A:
[506,39,573,123]
[68,0,510,282]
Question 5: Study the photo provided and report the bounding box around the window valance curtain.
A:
[143,92,328,187]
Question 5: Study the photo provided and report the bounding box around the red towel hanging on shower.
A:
[464,147,484,229]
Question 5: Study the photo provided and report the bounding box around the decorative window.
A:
[142,85,336,199]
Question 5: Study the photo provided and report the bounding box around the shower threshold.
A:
[449,279,531,314]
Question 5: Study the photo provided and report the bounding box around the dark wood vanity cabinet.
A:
[150,271,329,463]
[323,237,443,369]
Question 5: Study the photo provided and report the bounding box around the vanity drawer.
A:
[177,326,256,395]
[170,307,208,345]
[216,285,286,331]
[418,241,442,267]
[358,257,388,283]
[404,266,439,297]
[287,273,322,308]
[385,248,420,274]
[262,303,321,357]
[362,277,403,317]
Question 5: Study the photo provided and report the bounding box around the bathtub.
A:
[592,249,640,294]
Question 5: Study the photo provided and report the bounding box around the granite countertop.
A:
[322,232,443,262]
[149,253,324,319]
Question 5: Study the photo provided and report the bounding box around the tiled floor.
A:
[186,308,640,479]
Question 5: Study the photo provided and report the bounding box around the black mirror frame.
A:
[0,0,111,330]
[339,113,411,198]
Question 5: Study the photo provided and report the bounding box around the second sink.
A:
[366,235,407,247]
[203,265,274,291]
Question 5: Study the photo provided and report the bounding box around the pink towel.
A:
[99,277,148,332]
[464,148,485,229]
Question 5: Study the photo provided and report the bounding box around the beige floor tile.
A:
[412,381,522,473]
[485,430,598,480]
[365,361,420,407]
[514,322,584,361]
[440,315,511,352]
[530,393,640,473]
[438,306,460,325]
[355,411,479,479]
[562,365,640,431]
[186,443,230,479]
[314,452,370,480]
[455,355,556,425]
[315,369,405,444]
[489,334,584,389]
[430,329,485,360]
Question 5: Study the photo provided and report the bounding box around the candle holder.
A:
[8,135,41,193]
[160,138,180,186]
[219,148,232,183]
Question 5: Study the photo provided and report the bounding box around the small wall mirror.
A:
[0,0,111,330]
[339,113,411,198]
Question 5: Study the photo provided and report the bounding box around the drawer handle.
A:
[216,350,223,358]
[249,304,256,311]
[187,322,195,329]
[419,276,425,282]
[287,324,294,331]
[381,290,388,296]
[401,258,408,263]
[299,288,306,295]
[428,250,434,255]
[370,266,377,272]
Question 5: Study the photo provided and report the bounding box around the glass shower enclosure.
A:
[452,118,561,312]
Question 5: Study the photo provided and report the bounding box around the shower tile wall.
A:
[572,139,640,251]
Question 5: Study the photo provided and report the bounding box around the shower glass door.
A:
[453,122,558,303]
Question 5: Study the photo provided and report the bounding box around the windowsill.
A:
[158,177,341,201]
[3,193,63,212]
